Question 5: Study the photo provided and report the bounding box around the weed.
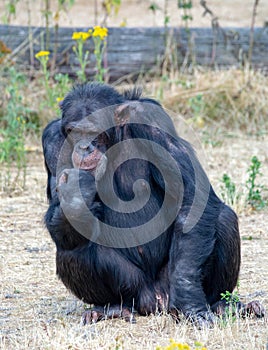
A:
[148,1,170,27]
[220,173,238,206]
[54,73,72,105]
[92,26,108,82]
[201,130,223,147]
[156,339,207,350]
[221,290,240,304]
[178,0,194,66]
[248,0,261,69]
[35,51,71,114]
[246,156,267,210]
[35,51,54,107]
[72,31,91,82]
[220,156,267,211]
[148,2,161,26]
[1,0,19,24]
[72,27,108,83]
[114,335,124,350]
[220,289,240,325]
[187,94,205,128]
[101,0,121,26]
[0,67,31,190]
[164,0,170,27]
[178,0,193,31]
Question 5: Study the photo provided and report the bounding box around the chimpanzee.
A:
[42,83,265,326]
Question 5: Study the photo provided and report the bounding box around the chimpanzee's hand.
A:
[95,153,107,181]
[57,168,97,220]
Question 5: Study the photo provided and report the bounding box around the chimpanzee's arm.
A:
[42,120,101,250]
[42,119,65,201]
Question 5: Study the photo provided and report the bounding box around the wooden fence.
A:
[1,25,268,81]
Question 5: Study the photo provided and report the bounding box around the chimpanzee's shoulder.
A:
[42,119,62,143]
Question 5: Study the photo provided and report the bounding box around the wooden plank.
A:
[0,25,268,81]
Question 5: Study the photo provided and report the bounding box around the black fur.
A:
[42,83,241,325]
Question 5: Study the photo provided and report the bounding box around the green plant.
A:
[54,73,72,104]
[220,156,267,211]
[248,0,260,69]
[101,0,121,26]
[51,0,76,72]
[35,51,71,113]
[220,289,240,324]
[72,31,91,82]
[178,0,193,31]
[201,130,223,148]
[164,0,170,27]
[0,67,31,190]
[41,0,76,51]
[187,94,205,128]
[92,26,108,82]
[156,339,207,350]
[114,336,124,350]
[177,1,195,67]
[35,50,55,107]
[148,1,170,27]
[71,27,108,83]
[55,0,75,13]
[148,2,161,26]
[246,156,267,210]
[1,0,20,24]
[220,173,238,206]
[221,290,240,304]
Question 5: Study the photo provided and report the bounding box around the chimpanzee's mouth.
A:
[78,149,103,171]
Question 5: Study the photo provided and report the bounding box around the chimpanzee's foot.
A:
[137,284,169,316]
[81,305,136,325]
[211,299,265,318]
[170,308,217,329]
[239,300,265,318]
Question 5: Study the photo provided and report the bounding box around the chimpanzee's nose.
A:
[79,143,89,150]
[79,143,94,152]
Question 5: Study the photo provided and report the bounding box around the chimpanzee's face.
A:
[63,117,110,173]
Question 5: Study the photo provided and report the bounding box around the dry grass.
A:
[0,129,267,349]
[147,68,268,134]
[0,0,267,28]
[1,0,268,346]
[1,62,268,350]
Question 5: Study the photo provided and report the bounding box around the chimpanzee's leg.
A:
[202,204,240,307]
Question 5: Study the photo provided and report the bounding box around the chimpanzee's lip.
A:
[79,151,103,171]
[79,162,98,170]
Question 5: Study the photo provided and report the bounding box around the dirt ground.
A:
[0,0,267,28]
[0,1,268,349]
[0,131,267,349]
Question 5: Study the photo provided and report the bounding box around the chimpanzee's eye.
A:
[91,139,98,147]
[65,126,73,134]
[97,132,109,145]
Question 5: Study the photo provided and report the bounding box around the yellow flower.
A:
[72,31,91,41]
[120,18,127,27]
[157,340,192,350]
[56,97,63,103]
[92,26,108,40]
[181,345,190,350]
[35,51,50,59]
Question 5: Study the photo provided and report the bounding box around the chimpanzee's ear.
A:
[114,101,144,127]
[114,103,131,126]
[58,99,63,109]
